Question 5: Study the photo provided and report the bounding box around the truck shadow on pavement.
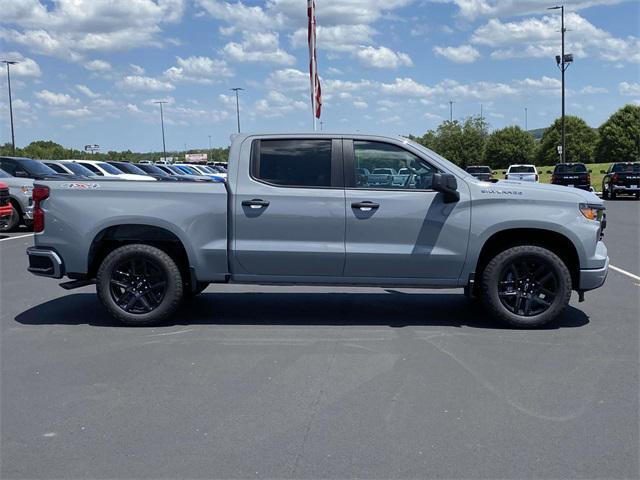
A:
[15,291,589,330]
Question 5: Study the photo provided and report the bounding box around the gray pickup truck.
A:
[26,134,608,328]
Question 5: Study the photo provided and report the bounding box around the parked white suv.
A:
[72,160,155,181]
[505,164,539,182]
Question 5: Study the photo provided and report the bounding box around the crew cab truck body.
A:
[27,134,608,328]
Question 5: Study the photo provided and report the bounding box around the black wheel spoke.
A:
[109,256,168,315]
[498,255,558,317]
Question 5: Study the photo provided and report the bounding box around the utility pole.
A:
[1,60,18,154]
[449,99,454,122]
[548,5,573,163]
[153,101,168,162]
[230,87,243,133]
[525,107,528,131]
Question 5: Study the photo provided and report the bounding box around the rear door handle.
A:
[351,201,379,212]
[242,199,270,209]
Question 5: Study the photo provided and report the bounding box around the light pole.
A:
[548,5,573,163]
[449,99,454,122]
[154,101,168,162]
[525,107,528,131]
[1,60,18,154]
[230,87,244,133]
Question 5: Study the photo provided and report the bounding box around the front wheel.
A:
[96,244,183,326]
[480,245,572,328]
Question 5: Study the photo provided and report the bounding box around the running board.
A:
[59,279,95,290]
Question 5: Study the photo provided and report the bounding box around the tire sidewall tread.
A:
[96,244,183,326]
[480,245,572,328]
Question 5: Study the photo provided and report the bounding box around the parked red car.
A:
[0,182,14,229]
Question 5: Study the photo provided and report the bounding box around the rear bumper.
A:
[26,247,64,279]
[579,256,609,291]
[612,185,640,192]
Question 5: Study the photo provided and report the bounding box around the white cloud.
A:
[118,75,175,92]
[84,60,111,72]
[354,46,413,69]
[0,0,186,62]
[471,13,640,64]
[353,100,368,109]
[267,68,309,92]
[580,85,609,94]
[444,0,625,20]
[619,82,640,96]
[253,90,307,118]
[76,84,100,98]
[54,107,92,118]
[163,56,233,84]
[129,64,145,75]
[0,52,41,77]
[290,25,376,52]
[433,44,481,63]
[223,31,295,65]
[35,89,79,106]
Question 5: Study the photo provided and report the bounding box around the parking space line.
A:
[0,233,34,243]
[610,265,640,282]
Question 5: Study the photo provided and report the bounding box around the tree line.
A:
[409,104,640,168]
[0,140,230,164]
[1,104,638,168]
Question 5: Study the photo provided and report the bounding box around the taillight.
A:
[32,185,49,233]
[612,173,619,183]
[535,174,539,181]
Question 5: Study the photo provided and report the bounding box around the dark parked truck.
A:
[601,162,640,200]
[27,134,608,328]
[548,163,591,191]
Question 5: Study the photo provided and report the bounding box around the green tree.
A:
[537,115,598,165]
[596,104,640,163]
[484,126,536,169]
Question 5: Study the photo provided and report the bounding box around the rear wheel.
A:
[602,183,609,199]
[610,189,617,200]
[0,205,20,232]
[96,244,183,326]
[480,245,572,328]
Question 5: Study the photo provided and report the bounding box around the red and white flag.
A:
[307,0,321,119]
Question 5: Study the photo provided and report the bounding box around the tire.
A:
[602,183,609,199]
[96,244,183,326]
[185,281,209,298]
[480,245,572,328]
[0,205,20,232]
[610,189,617,200]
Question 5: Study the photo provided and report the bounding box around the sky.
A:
[0,0,639,152]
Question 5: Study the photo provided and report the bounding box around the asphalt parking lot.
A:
[1,200,638,479]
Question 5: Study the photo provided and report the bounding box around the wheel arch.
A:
[87,224,193,285]
[474,228,580,288]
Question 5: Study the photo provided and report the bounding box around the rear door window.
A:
[253,139,333,187]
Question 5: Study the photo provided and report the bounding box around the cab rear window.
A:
[509,166,535,173]
[554,164,587,173]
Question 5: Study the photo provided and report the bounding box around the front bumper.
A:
[26,247,64,279]
[579,256,609,291]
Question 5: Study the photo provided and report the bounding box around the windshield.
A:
[139,164,166,175]
[554,163,587,173]
[467,166,491,173]
[177,165,198,175]
[18,159,58,176]
[111,162,148,175]
[612,163,640,173]
[63,162,94,176]
[95,162,125,175]
[509,166,536,173]
[373,168,395,175]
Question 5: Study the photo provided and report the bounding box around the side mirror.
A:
[15,170,29,178]
[432,172,459,203]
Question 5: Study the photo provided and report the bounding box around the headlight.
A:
[579,203,604,222]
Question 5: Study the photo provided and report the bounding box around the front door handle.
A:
[351,201,379,212]
[242,199,270,209]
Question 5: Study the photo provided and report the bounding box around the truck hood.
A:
[495,179,602,205]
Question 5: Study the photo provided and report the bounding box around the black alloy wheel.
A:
[109,257,168,314]
[498,257,558,317]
